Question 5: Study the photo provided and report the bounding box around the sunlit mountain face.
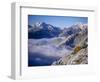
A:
[28,22,88,66]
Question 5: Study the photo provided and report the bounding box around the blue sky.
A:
[28,15,88,28]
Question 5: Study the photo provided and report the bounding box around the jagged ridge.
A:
[52,29,88,65]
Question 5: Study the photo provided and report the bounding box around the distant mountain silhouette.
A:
[59,23,87,37]
[28,22,62,39]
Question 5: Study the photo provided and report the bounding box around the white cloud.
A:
[28,38,71,57]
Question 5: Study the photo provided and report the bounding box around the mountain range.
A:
[28,22,88,66]
[28,22,62,39]
[28,22,87,38]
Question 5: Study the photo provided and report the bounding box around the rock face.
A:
[52,47,88,65]
[52,29,88,65]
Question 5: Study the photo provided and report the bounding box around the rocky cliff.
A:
[52,29,88,65]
